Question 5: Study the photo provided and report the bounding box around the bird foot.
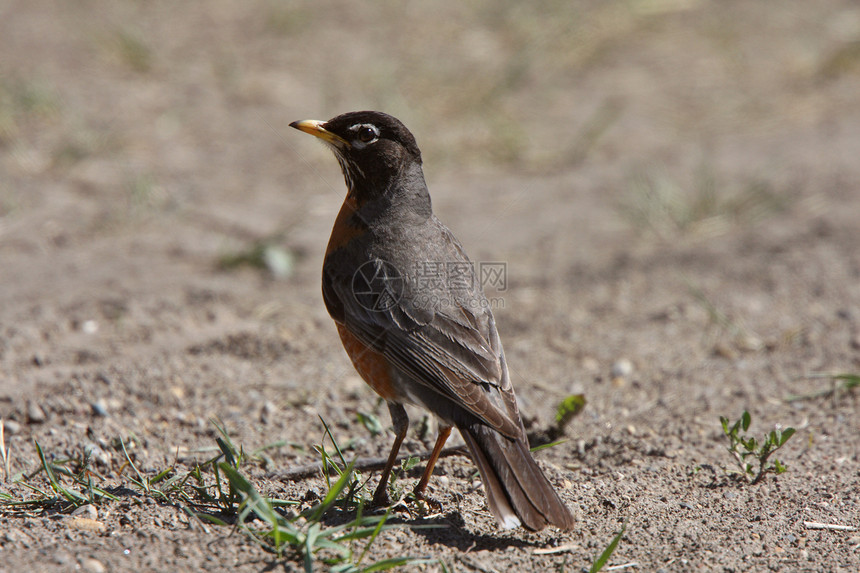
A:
[409,490,443,514]
[370,488,392,509]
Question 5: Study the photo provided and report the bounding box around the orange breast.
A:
[336,323,399,402]
[325,195,366,257]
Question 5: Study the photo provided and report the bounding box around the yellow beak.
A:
[289,119,351,148]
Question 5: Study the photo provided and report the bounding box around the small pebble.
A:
[713,342,738,360]
[68,517,106,532]
[261,400,277,424]
[610,358,633,378]
[27,401,47,424]
[71,504,98,520]
[85,444,111,466]
[2,419,22,435]
[736,333,763,352]
[82,320,99,334]
[90,400,108,417]
[263,245,295,279]
[81,557,106,573]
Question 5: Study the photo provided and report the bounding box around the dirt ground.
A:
[2,1,859,571]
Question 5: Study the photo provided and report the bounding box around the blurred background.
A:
[3,0,860,406]
[3,1,858,272]
[3,0,860,452]
[3,0,859,384]
[2,1,860,570]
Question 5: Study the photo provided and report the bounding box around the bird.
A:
[290,111,575,531]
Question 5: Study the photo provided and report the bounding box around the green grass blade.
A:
[216,437,237,468]
[196,513,229,526]
[530,438,568,453]
[359,557,422,572]
[357,411,383,436]
[590,521,627,573]
[34,441,59,489]
[33,441,87,505]
[150,466,174,485]
[832,373,860,386]
[218,462,284,527]
[304,462,356,522]
[120,438,149,492]
[319,416,348,468]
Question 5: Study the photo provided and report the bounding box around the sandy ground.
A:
[1,1,859,571]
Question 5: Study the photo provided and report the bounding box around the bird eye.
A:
[357,125,378,143]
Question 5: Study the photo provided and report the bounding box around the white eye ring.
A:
[349,123,379,148]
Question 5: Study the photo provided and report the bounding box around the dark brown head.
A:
[290,111,425,202]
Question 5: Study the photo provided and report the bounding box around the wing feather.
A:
[324,256,521,439]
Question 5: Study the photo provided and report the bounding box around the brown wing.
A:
[323,255,523,439]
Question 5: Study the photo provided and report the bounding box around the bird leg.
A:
[413,425,452,500]
[371,402,409,507]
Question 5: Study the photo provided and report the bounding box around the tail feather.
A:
[460,424,575,531]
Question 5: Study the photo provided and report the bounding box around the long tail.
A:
[459,423,576,531]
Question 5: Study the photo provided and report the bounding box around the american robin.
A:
[290,111,575,531]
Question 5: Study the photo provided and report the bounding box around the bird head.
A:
[290,111,423,199]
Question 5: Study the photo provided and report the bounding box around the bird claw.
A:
[410,490,443,513]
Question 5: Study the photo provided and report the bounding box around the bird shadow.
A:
[312,501,548,552]
[395,511,536,551]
